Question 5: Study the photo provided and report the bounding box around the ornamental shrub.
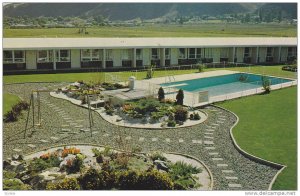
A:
[194,112,200,120]
[3,179,32,190]
[136,170,174,190]
[158,87,165,102]
[78,168,116,190]
[174,106,188,122]
[198,64,205,73]
[176,89,184,105]
[167,120,176,127]
[46,178,80,190]
[261,76,271,94]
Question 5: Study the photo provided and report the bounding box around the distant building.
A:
[3,37,297,73]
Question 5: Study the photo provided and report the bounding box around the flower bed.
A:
[102,98,206,128]
[3,146,210,190]
[57,81,128,104]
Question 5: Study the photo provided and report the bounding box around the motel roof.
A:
[3,37,297,50]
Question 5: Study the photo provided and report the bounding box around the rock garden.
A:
[3,145,211,190]
[3,82,281,191]
[54,81,206,128]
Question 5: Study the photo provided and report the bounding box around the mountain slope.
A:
[3,3,262,20]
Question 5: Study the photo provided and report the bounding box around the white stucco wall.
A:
[71,49,81,69]
[170,48,178,65]
[212,48,220,62]
[25,50,37,70]
[236,47,244,63]
[113,49,122,67]
[143,48,151,66]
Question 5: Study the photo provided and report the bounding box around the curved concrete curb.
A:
[213,105,286,190]
[50,92,209,130]
[23,143,213,190]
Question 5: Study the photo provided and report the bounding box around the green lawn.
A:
[4,23,297,38]
[3,93,21,115]
[3,65,296,84]
[217,86,297,190]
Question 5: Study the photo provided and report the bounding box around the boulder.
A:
[154,160,169,172]
[29,175,47,190]
[15,163,27,173]
[3,160,11,169]
[59,154,76,169]
[83,157,101,170]
[12,154,24,161]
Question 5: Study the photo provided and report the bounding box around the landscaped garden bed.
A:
[3,145,211,190]
[58,80,128,104]
[100,97,207,128]
[52,81,207,129]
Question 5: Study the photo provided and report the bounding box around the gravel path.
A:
[3,82,279,190]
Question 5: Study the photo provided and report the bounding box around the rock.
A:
[83,157,101,170]
[30,175,47,190]
[48,167,61,173]
[3,160,11,169]
[10,161,21,166]
[39,167,63,182]
[65,173,81,179]
[15,164,27,173]
[116,118,122,122]
[154,160,169,172]
[21,174,31,182]
[59,154,76,169]
[12,154,23,161]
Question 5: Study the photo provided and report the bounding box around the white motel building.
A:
[3,37,297,72]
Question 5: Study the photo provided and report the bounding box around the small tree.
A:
[261,76,271,94]
[146,65,155,79]
[176,89,184,105]
[198,64,205,73]
[158,87,165,101]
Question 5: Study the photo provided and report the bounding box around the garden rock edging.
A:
[50,92,209,130]
[212,105,286,190]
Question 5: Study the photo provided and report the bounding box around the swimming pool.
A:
[160,73,293,98]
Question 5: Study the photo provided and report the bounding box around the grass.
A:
[4,23,297,38]
[3,65,296,84]
[217,86,297,190]
[3,93,21,115]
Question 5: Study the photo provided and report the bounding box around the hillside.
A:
[3,3,262,20]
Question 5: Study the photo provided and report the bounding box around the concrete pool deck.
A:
[135,70,297,107]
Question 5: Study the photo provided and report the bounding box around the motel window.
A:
[220,48,229,58]
[122,49,131,60]
[81,49,100,61]
[152,48,159,60]
[3,51,13,63]
[266,47,273,57]
[56,50,70,62]
[178,48,186,59]
[165,48,170,59]
[3,50,25,63]
[288,47,297,57]
[106,49,113,61]
[136,49,143,60]
[37,50,53,62]
[204,48,213,58]
[196,48,201,59]
[244,47,251,57]
[188,48,196,59]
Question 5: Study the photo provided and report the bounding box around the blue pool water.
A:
[160,73,292,97]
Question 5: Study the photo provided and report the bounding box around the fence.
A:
[104,62,254,83]
[207,79,297,105]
